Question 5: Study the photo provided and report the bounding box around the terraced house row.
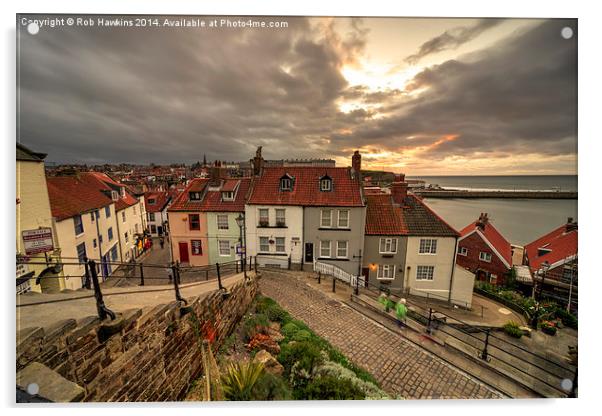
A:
[167,149,475,306]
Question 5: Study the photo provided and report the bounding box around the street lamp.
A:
[537,261,550,302]
[235,214,247,279]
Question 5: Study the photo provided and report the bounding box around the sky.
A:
[17,16,577,175]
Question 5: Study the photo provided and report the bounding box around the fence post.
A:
[83,259,91,290]
[172,262,186,304]
[205,269,209,281]
[236,259,239,274]
[318,271,321,284]
[332,276,336,293]
[427,308,433,334]
[88,259,115,320]
[216,263,224,291]
[288,254,292,270]
[480,329,490,361]
[139,263,145,286]
[354,274,359,296]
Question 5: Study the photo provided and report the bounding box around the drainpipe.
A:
[448,235,459,305]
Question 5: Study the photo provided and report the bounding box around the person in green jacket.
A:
[395,299,408,328]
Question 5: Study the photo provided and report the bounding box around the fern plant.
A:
[221,361,265,401]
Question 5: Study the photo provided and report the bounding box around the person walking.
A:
[395,298,408,328]
[159,236,165,250]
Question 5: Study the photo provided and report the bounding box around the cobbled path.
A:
[259,271,503,400]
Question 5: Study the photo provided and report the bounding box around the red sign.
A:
[22,228,54,255]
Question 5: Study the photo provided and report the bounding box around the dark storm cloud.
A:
[18,15,369,164]
[405,18,505,65]
[330,19,577,162]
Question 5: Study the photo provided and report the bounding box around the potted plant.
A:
[540,320,557,336]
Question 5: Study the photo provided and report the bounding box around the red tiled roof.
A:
[89,172,139,211]
[168,179,209,211]
[524,223,578,272]
[365,194,407,235]
[201,178,251,212]
[46,174,113,221]
[247,167,363,207]
[221,179,239,192]
[459,218,512,266]
[144,191,171,213]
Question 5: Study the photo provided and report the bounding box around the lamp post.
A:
[235,213,247,279]
[537,261,550,302]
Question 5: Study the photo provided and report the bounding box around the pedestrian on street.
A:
[160,237,165,249]
[395,298,408,328]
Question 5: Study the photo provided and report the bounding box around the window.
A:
[320,178,332,192]
[489,274,498,285]
[419,239,437,254]
[108,227,114,241]
[276,209,286,227]
[275,237,286,253]
[338,210,349,228]
[124,231,128,242]
[222,191,234,201]
[149,212,155,222]
[189,191,202,200]
[90,212,95,222]
[150,225,157,234]
[148,198,156,205]
[110,246,118,262]
[219,240,231,256]
[259,209,269,226]
[416,265,435,281]
[379,238,398,254]
[320,240,331,258]
[74,215,84,235]
[280,176,292,191]
[191,240,202,255]
[76,243,87,263]
[111,191,119,201]
[259,237,270,252]
[336,241,348,258]
[99,234,103,244]
[189,214,200,230]
[458,247,468,256]
[93,238,97,248]
[479,252,492,262]
[105,206,111,218]
[217,214,229,230]
[321,209,332,228]
[120,187,126,198]
[121,211,126,223]
[377,264,395,280]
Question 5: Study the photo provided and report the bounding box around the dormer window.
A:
[320,176,332,192]
[537,247,552,257]
[120,187,126,198]
[189,191,202,200]
[280,174,293,191]
[222,191,234,201]
[111,191,119,201]
[148,198,156,205]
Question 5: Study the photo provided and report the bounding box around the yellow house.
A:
[16,144,63,293]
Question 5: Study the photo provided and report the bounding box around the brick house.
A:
[456,213,512,285]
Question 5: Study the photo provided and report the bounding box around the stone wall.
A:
[16,276,258,402]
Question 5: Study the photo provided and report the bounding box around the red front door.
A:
[179,242,189,263]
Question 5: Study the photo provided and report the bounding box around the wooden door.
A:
[178,242,189,263]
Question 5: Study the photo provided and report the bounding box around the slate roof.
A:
[459,218,513,266]
[16,143,47,162]
[46,174,113,221]
[402,195,459,237]
[524,222,578,272]
[247,167,364,207]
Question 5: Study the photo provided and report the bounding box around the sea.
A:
[406,175,578,246]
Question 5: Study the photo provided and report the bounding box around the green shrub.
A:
[221,361,265,401]
[242,313,270,342]
[251,372,292,401]
[503,321,523,338]
[278,341,324,375]
[297,375,365,400]
[256,296,290,323]
[292,329,313,342]
[555,308,578,329]
[281,322,300,339]
[315,361,388,399]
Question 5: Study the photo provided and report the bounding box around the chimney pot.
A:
[352,150,361,173]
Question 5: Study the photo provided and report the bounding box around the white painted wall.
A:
[451,265,476,308]
[245,205,304,268]
[116,202,145,262]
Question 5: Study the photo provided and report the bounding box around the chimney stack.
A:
[352,150,361,173]
[391,174,408,205]
[566,217,577,232]
[476,213,489,230]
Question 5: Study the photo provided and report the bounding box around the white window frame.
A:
[259,237,270,252]
[458,247,468,256]
[218,240,231,256]
[280,178,292,191]
[337,210,350,228]
[222,191,234,201]
[377,264,395,280]
[321,209,333,228]
[275,237,286,253]
[275,209,286,226]
[479,251,492,262]
[258,208,269,226]
[416,265,435,281]
[419,238,437,254]
[379,238,398,254]
[336,241,348,259]
[320,178,332,191]
[217,214,229,230]
[74,215,84,237]
[320,240,331,258]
